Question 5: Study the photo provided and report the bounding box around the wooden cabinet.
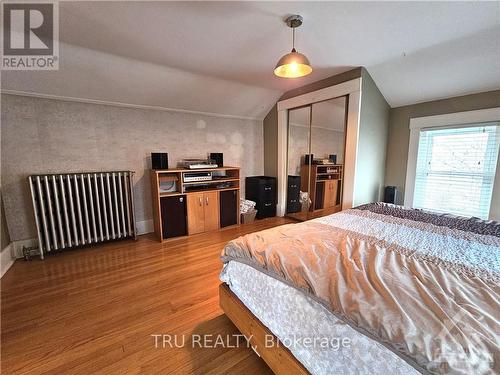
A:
[300,164,343,213]
[203,191,220,231]
[187,191,219,235]
[323,180,338,208]
[151,167,240,241]
[187,193,205,235]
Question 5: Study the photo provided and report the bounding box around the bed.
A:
[219,203,499,375]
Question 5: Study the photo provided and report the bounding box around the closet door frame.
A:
[276,78,362,216]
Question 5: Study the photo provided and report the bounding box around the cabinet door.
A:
[220,190,238,227]
[330,180,339,207]
[203,191,220,231]
[316,181,325,210]
[322,181,330,208]
[161,195,187,239]
[187,193,206,235]
[324,180,339,207]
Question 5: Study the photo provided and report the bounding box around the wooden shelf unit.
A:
[300,164,343,213]
[151,167,240,242]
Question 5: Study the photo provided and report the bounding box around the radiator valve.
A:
[22,246,40,261]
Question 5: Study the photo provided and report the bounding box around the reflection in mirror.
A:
[287,106,311,220]
[288,106,311,178]
[311,96,346,165]
[286,96,347,221]
[308,96,346,219]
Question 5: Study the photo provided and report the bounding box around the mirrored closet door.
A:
[285,96,347,221]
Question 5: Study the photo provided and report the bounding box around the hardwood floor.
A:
[1,217,292,375]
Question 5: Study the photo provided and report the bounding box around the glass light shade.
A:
[274,51,312,78]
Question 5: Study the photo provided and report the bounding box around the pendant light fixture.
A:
[274,15,312,78]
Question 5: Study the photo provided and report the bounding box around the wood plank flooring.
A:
[1,217,292,375]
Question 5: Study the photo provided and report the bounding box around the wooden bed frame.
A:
[219,283,310,375]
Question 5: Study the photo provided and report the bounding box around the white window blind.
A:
[413,123,500,219]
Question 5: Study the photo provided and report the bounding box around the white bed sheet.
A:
[221,261,419,375]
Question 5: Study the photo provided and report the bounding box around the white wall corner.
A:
[1,243,16,277]
[136,219,154,235]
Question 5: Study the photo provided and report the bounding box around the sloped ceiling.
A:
[2,1,499,119]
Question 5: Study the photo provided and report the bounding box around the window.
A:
[413,124,499,219]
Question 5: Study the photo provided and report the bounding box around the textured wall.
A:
[385,90,500,204]
[1,94,264,241]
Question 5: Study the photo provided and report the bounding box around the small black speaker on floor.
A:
[384,186,397,204]
[151,153,168,170]
[210,153,223,167]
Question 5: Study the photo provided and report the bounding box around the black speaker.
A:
[210,153,223,167]
[152,153,168,170]
[329,154,337,164]
[384,186,398,204]
[304,154,314,165]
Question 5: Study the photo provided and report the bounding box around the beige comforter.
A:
[221,204,500,374]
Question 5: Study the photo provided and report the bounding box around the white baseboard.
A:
[1,244,16,277]
[136,219,154,235]
[9,220,154,260]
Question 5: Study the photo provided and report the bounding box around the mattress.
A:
[221,203,499,374]
[221,260,418,375]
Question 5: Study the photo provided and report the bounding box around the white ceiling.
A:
[2,2,499,118]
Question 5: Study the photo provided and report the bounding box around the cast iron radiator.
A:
[28,171,136,259]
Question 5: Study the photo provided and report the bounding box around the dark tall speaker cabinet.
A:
[161,195,187,238]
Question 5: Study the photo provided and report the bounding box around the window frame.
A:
[404,107,500,218]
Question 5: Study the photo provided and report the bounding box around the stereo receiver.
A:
[183,172,212,182]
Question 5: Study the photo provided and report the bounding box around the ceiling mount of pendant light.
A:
[274,15,312,78]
